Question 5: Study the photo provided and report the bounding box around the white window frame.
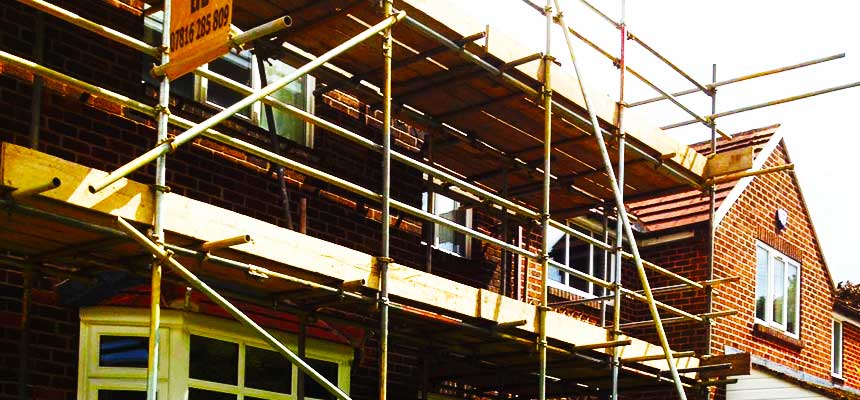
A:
[143,12,315,148]
[754,241,801,338]
[78,307,352,400]
[423,192,473,258]
[546,225,610,299]
[833,318,844,378]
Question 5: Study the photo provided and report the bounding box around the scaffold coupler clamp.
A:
[152,249,174,266]
[247,264,269,280]
[156,135,178,154]
[374,256,394,308]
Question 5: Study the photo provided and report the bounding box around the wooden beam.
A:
[433,92,524,120]
[705,164,793,186]
[0,142,700,370]
[316,31,488,96]
[703,146,753,178]
[371,64,484,107]
[399,0,710,178]
[510,133,593,157]
[466,156,549,182]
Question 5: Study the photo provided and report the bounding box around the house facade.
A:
[628,126,859,399]
[0,1,856,400]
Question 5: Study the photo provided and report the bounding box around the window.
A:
[143,12,315,147]
[754,242,800,336]
[833,319,843,378]
[78,307,352,400]
[423,192,472,258]
[547,225,609,298]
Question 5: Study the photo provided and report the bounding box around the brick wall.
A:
[625,227,711,354]
[0,1,431,399]
[0,269,79,400]
[0,0,547,398]
[615,141,846,399]
[711,142,835,383]
[841,321,860,389]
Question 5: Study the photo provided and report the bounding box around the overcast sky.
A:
[467,0,860,283]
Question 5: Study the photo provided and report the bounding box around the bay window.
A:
[78,307,352,400]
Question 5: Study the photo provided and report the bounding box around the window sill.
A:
[548,286,604,311]
[752,322,803,351]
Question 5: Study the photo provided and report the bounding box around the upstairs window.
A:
[143,11,315,148]
[833,319,843,378]
[422,192,472,258]
[547,224,609,298]
[755,242,800,336]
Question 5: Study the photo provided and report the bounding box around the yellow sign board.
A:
[165,0,233,80]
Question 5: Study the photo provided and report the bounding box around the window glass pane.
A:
[260,61,310,146]
[569,241,591,292]
[245,345,293,393]
[547,226,567,264]
[208,55,251,117]
[434,195,466,256]
[772,258,785,325]
[99,336,148,368]
[755,246,769,320]
[592,245,606,296]
[548,265,564,284]
[833,320,843,374]
[98,390,146,400]
[189,335,238,385]
[303,358,339,400]
[188,388,235,400]
[786,263,798,334]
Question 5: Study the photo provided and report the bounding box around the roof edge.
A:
[713,126,785,227]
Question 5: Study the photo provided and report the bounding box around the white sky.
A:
[465,0,860,283]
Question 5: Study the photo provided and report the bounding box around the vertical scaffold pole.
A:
[611,2,627,399]
[147,2,170,399]
[538,1,553,399]
[706,64,717,356]
[379,1,393,400]
[553,1,687,398]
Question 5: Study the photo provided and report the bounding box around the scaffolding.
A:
[4,0,859,399]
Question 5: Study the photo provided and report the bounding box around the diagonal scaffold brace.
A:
[87,11,406,194]
[115,216,353,400]
[553,0,687,398]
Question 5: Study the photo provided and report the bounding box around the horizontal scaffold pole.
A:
[116,217,352,400]
[87,11,407,194]
[398,12,704,189]
[0,49,534,261]
[0,47,707,308]
[195,68,541,220]
[663,82,860,130]
[151,16,293,78]
[629,53,845,107]
[16,0,160,57]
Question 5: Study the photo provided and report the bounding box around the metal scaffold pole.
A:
[553,0,687,398]
[702,62,718,400]
[538,1,553,398]
[147,1,170,398]
[116,217,352,400]
[379,1,394,399]
[611,2,627,399]
[87,12,406,194]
